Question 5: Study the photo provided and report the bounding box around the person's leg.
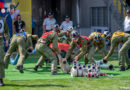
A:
[87,46,96,64]
[34,56,45,71]
[0,64,5,86]
[4,39,17,69]
[0,39,5,86]
[119,39,130,71]
[39,44,58,75]
[16,37,26,73]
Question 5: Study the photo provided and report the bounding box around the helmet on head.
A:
[53,24,60,31]
[104,30,111,39]
[71,30,80,40]
[67,26,73,32]
[93,33,101,42]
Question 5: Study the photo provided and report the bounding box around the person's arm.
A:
[4,21,10,47]
[105,39,117,59]
[13,21,17,33]
[75,40,88,60]
[58,31,67,37]
[65,40,76,59]
[43,19,47,32]
[22,21,25,30]
[60,22,64,30]
[52,33,60,54]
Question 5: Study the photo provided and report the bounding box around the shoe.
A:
[51,71,58,75]
[0,79,4,86]
[118,66,125,71]
[16,65,24,73]
[34,66,38,71]
[126,65,130,70]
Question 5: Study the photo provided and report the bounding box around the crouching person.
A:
[34,24,60,75]
[0,15,10,86]
[104,31,130,71]
[64,30,95,64]
[4,33,37,73]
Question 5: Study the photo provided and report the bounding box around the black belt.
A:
[125,31,130,34]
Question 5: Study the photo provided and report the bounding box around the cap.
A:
[48,12,54,16]
[127,9,130,14]
[65,15,70,18]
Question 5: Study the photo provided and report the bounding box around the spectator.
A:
[60,15,73,32]
[124,9,130,33]
[124,9,130,58]
[13,14,25,33]
[43,12,56,32]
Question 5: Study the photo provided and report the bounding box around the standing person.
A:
[43,12,56,32]
[124,10,130,59]
[13,14,25,33]
[124,10,130,34]
[60,15,73,32]
[34,24,61,75]
[104,31,130,71]
[0,14,10,86]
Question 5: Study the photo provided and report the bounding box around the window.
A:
[91,7,108,27]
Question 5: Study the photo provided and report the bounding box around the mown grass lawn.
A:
[1,53,130,90]
[1,77,130,90]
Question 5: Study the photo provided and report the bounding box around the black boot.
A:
[118,66,125,71]
[126,65,130,70]
[34,66,38,71]
[16,65,24,73]
[0,79,4,86]
[51,71,58,75]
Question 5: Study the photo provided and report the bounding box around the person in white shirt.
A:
[124,9,130,60]
[124,9,130,33]
[43,12,56,32]
[60,15,73,32]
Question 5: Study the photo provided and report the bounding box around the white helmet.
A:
[104,30,111,38]
[67,26,73,32]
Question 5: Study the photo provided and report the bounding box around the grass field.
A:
[1,53,130,90]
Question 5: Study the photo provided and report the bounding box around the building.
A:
[4,0,126,36]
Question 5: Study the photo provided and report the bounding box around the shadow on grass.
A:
[5,84,69,88]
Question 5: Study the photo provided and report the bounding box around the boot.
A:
[34,65,38,71]
[51,71,58,75]
[16,65,24,73]
[0,79,4,86]
[126,65,130,70]
[118,66,125,71]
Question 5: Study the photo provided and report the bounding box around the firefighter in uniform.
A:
[64,31,95,64]
[0,15,9,86]
[104,31,130,71]
[89,32,107,57]
[34,24,61,75]
[4,33,38,73]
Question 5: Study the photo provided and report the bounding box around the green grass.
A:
[1,53,130,90]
